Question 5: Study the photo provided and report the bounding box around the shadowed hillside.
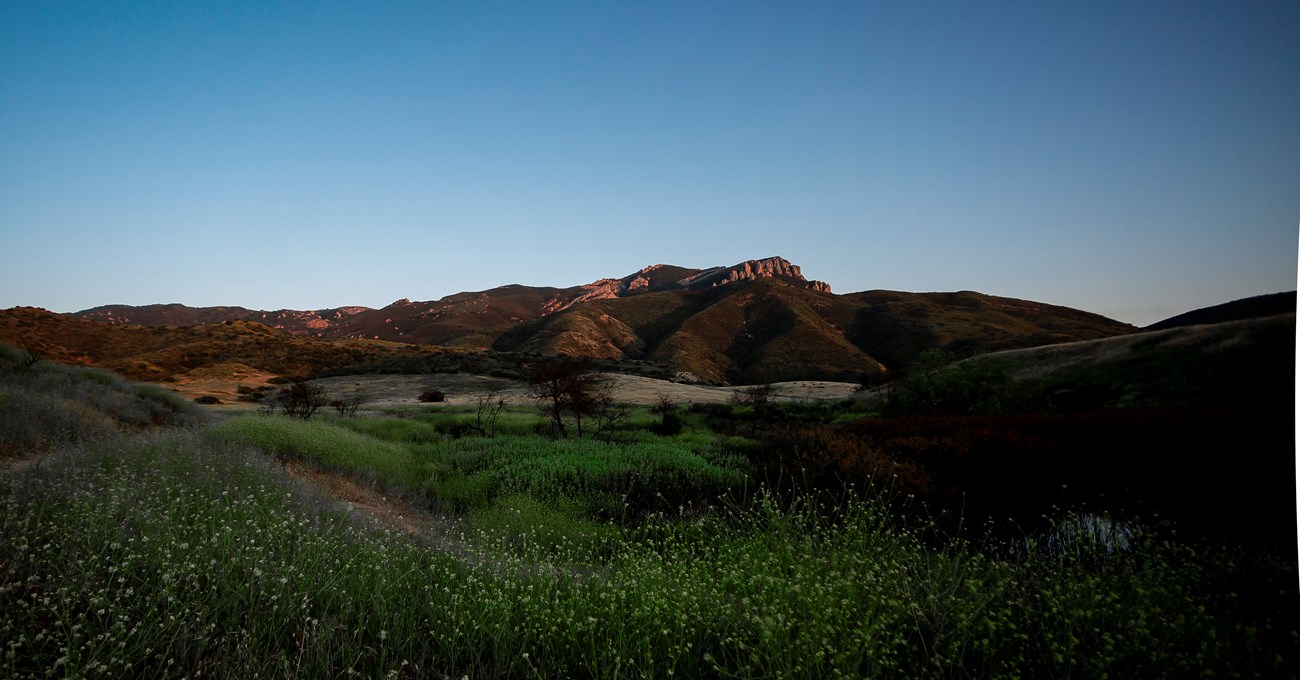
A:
[1146,291,1296,331]
[0,307,481,384]
[495,280,1134,384]
[841,290,1136,369]
[37,257,1140,385]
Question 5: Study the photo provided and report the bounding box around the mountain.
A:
[1145,291,1296,331]
[42,256,1136,384]
[74,303,374,336]
[838,289,1135,370]
[491,280,1134,384]
[0,306,471,384]
[67,257,835,347]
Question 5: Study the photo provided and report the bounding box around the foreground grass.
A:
[211,414,748,517]
[0,348,204,456]
[2,427,1287,678]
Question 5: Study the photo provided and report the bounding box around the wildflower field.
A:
[1,353,1296,678]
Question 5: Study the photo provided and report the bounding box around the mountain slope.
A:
[50,256,1140,384]
[491,279,1132,384]
[71,257,831,345]
[0,306,444,383]
[1145,291,1296,331]
[75,303,373,335]
[840,290,1135,370]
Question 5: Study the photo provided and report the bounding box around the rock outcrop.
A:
[541,257,830,315]
[677,257,831,293]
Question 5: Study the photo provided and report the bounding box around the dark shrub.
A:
[418,390,446,403]
[193,395,222,405]
[650,411,684,436]
[276,382,328,420]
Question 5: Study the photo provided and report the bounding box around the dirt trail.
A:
[277,459,476,556]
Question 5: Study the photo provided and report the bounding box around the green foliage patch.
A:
[3,438,1283,678]
[207,415,438,493]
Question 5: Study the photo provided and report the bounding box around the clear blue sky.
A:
[2,1,1296,326]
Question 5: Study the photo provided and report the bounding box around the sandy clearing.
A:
[177,368,865,414]
[303,372,863,410]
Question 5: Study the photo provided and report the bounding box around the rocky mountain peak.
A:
[538,256,830,315]
[678,256,832,293]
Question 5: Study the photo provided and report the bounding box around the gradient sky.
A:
[1,1,1296,326]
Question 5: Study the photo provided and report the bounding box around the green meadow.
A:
[1,350,1294,678]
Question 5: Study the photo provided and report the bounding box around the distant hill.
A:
[75,303,374,335]
[971,312,1296,410]
[490,279,1134,384]
[70,257,827,343]
[0,306,472,383]
[1145,291,1296,331]
[37,256,1138,384]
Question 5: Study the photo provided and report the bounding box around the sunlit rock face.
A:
[676,257,831,294]
[540,257,830,315]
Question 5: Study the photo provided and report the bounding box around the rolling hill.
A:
[0,306,488,384]
[19,256,1141,385]
[1145,291,1296,331]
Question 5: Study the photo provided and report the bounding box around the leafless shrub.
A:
[732,383,774,418]
[472,391,506,437]
[331,392,369,418]
[276,382,329,420]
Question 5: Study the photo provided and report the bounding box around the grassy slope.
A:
[0,344,206,456]
[843,289,1136,369]
[979,312,1296,409]
[0,307,513,383]
[1,357,1295,677]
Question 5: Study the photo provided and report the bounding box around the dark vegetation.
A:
[0,343,206,457]
[1146,290,1295,330]
[328,391,367,417]
[1,303,1297,678]
[273,381,330,420]
[527,357,627,439]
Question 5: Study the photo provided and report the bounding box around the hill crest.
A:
[15,256,1142,384]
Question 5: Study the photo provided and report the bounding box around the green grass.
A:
[260,412,749,517]
[2,432,1280,678]
[206,415,442,493]
[2,359,1294,677]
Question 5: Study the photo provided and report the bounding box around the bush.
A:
[276,382,329,420]
[0,358,206,455]
[193,395,221,405]
[419,390,446,403]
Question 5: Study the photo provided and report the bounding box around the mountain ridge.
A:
[20,256,1141,384]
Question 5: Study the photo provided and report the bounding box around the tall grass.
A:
[206,415,440,494]
[2,430,1280,678]
[219,415,748,518]
[0,350,204,456]
[1,356,1292,677]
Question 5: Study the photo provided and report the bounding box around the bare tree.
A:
[528,357,620,438]
[471,390,506,438]
[277,381,329,420]
[732,383,774,419]
[331,391,369,418]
